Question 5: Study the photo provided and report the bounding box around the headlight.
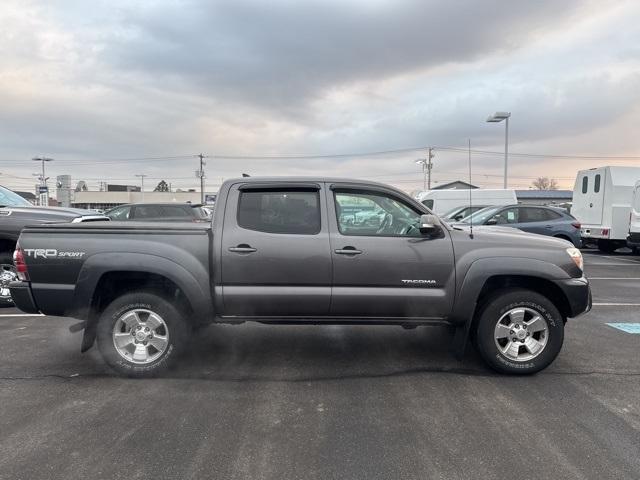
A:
[566,247,583,271]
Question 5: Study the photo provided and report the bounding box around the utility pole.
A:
[32,157,53,206]
[196,153,208,203]
[415,148,435,190]
[135,174,147,202]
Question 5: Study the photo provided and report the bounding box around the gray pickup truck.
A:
[10,177,591,376]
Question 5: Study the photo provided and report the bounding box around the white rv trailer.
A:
[415,189,517,215]
[626,180,640,251]
[572,166,640,252]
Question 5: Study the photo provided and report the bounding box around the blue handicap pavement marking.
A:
[607,323,640,334]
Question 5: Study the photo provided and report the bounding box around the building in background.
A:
[432,180,479,190]
[106,184,141,192]
[515,190,573,205]
[71,190,217,210]
[56,175,72,207]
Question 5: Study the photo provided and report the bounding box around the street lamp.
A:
[486,112,510,189]
[415,148,434,190]
[32,157,53,206]
[415,159,428,190]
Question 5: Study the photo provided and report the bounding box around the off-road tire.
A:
[97,291,190,377]
[474,288,564,375]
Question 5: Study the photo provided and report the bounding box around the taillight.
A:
[571,222,581,229]
[13,245,29,281]
[602,228,610,237]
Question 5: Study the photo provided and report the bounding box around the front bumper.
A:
[554,276,591,318]
[8,281,40,314]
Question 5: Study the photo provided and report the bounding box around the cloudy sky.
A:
[1,0,639,193]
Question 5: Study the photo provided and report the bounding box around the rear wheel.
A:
[597,239,620,253]
[474,288,564,374]
[97,292,190,377]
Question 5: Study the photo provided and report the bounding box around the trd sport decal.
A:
[23,249,85,259]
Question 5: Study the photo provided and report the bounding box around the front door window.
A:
[334,191,422,237]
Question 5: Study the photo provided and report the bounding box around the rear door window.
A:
[594,174,601,193]
[520,208,548,223]
[582,176,588,194]
[133,205,164,219]
[237,190,320,234]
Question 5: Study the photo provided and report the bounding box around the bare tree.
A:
[531,177,559,190]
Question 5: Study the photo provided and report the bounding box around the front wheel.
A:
[474,288,564,374]
[97,292,190,377]
[0,252,17,307]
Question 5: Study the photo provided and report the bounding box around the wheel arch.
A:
[71,252,213,352]
[450,257,574,358]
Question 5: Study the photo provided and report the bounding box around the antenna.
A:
[468,138,474,239]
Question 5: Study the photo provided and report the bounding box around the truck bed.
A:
[16,221,213,319]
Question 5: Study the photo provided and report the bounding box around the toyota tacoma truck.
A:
[9,177,591,376]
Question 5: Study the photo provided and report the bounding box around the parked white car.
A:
[572,166,640,252]
[415,189,516,215]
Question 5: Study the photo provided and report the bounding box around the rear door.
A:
[220,182,332,317]
[573,170,605,225]
[328,184,455,319]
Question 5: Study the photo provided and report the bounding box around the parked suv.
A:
[0,185,107,305]
[105,203,211,222]
[457,204,582,247]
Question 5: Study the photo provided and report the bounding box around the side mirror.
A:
[453,214,463,221]
[419,214,441,235]
[486,217,498,225]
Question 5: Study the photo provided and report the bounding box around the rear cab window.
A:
[237,189,321,234]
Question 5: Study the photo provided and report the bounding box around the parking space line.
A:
[593,303,640,306]
[586,263,640,266]
[0,314,44,317]
[606,323,640,334]
[589,277,640,280]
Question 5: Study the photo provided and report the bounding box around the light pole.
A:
[32,157,53,206]
[486,112,510,189]
[415,148,434,190]
[135,174,147,202]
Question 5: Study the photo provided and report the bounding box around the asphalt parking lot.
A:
[1,250,639,480]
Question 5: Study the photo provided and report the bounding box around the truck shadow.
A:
[165,324,490,381]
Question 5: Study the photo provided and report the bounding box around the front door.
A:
[220,183,332,317]
[328,185,455,319]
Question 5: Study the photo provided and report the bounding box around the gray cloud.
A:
[1,0,639,193]
[101,0,585,115]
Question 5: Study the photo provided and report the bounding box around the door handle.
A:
[545,224,553,229]
[335,247,362,255]
[229,244,257,253]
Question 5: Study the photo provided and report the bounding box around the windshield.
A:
[0,186,33,207]
[458,206,502,224]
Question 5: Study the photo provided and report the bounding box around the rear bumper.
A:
[8,281,40,314]
[553,276,591,318]
[581,226,609,240]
